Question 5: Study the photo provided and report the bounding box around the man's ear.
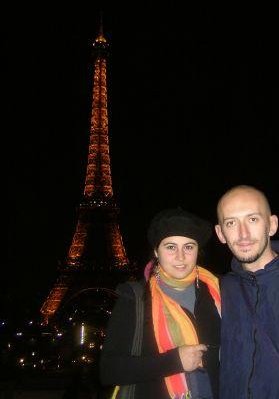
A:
[215,224,227,244]
[269,214,278,237]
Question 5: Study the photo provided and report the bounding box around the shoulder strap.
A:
[114,281,145,399]
[126,281,145,356]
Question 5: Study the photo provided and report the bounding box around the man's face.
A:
[215,188,277,271]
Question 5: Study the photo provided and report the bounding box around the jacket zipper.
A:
[247,275,259,399]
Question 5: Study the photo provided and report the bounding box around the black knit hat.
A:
[147,207,212,248]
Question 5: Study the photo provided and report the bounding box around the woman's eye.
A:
[185,245,193,251]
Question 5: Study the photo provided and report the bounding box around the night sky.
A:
[4,5,279,316]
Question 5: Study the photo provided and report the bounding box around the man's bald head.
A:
[217,185,271,224]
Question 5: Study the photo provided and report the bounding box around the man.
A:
[215,185,279,399]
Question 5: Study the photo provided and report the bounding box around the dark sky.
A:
[4,4,279,314]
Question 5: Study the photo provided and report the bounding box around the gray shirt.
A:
[159,281,196,314]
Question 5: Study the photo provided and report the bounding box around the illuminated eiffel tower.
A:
[41,26,130,325]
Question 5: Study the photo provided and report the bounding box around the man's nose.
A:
[238,222,249,239]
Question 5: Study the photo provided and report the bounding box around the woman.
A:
[100,208,221,398]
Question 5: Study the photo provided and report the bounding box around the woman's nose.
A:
[175,248,185,260]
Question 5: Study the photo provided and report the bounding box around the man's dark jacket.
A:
[220,241,279,399]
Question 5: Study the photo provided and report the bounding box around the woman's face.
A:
[155,235,198,279]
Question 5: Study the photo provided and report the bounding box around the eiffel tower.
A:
[40,26,130,325]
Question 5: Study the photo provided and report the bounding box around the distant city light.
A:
[80,323,85,345]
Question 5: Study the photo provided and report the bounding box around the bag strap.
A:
[128,281,145,356]
[114,281,145,399]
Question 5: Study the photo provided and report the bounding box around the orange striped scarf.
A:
[150,266,221,398]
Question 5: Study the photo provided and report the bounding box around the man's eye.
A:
[250,217,257,222]
[225,220,235,228]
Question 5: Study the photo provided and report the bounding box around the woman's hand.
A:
[178,344,207,372]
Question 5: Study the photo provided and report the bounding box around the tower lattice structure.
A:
[40,29,129,325]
